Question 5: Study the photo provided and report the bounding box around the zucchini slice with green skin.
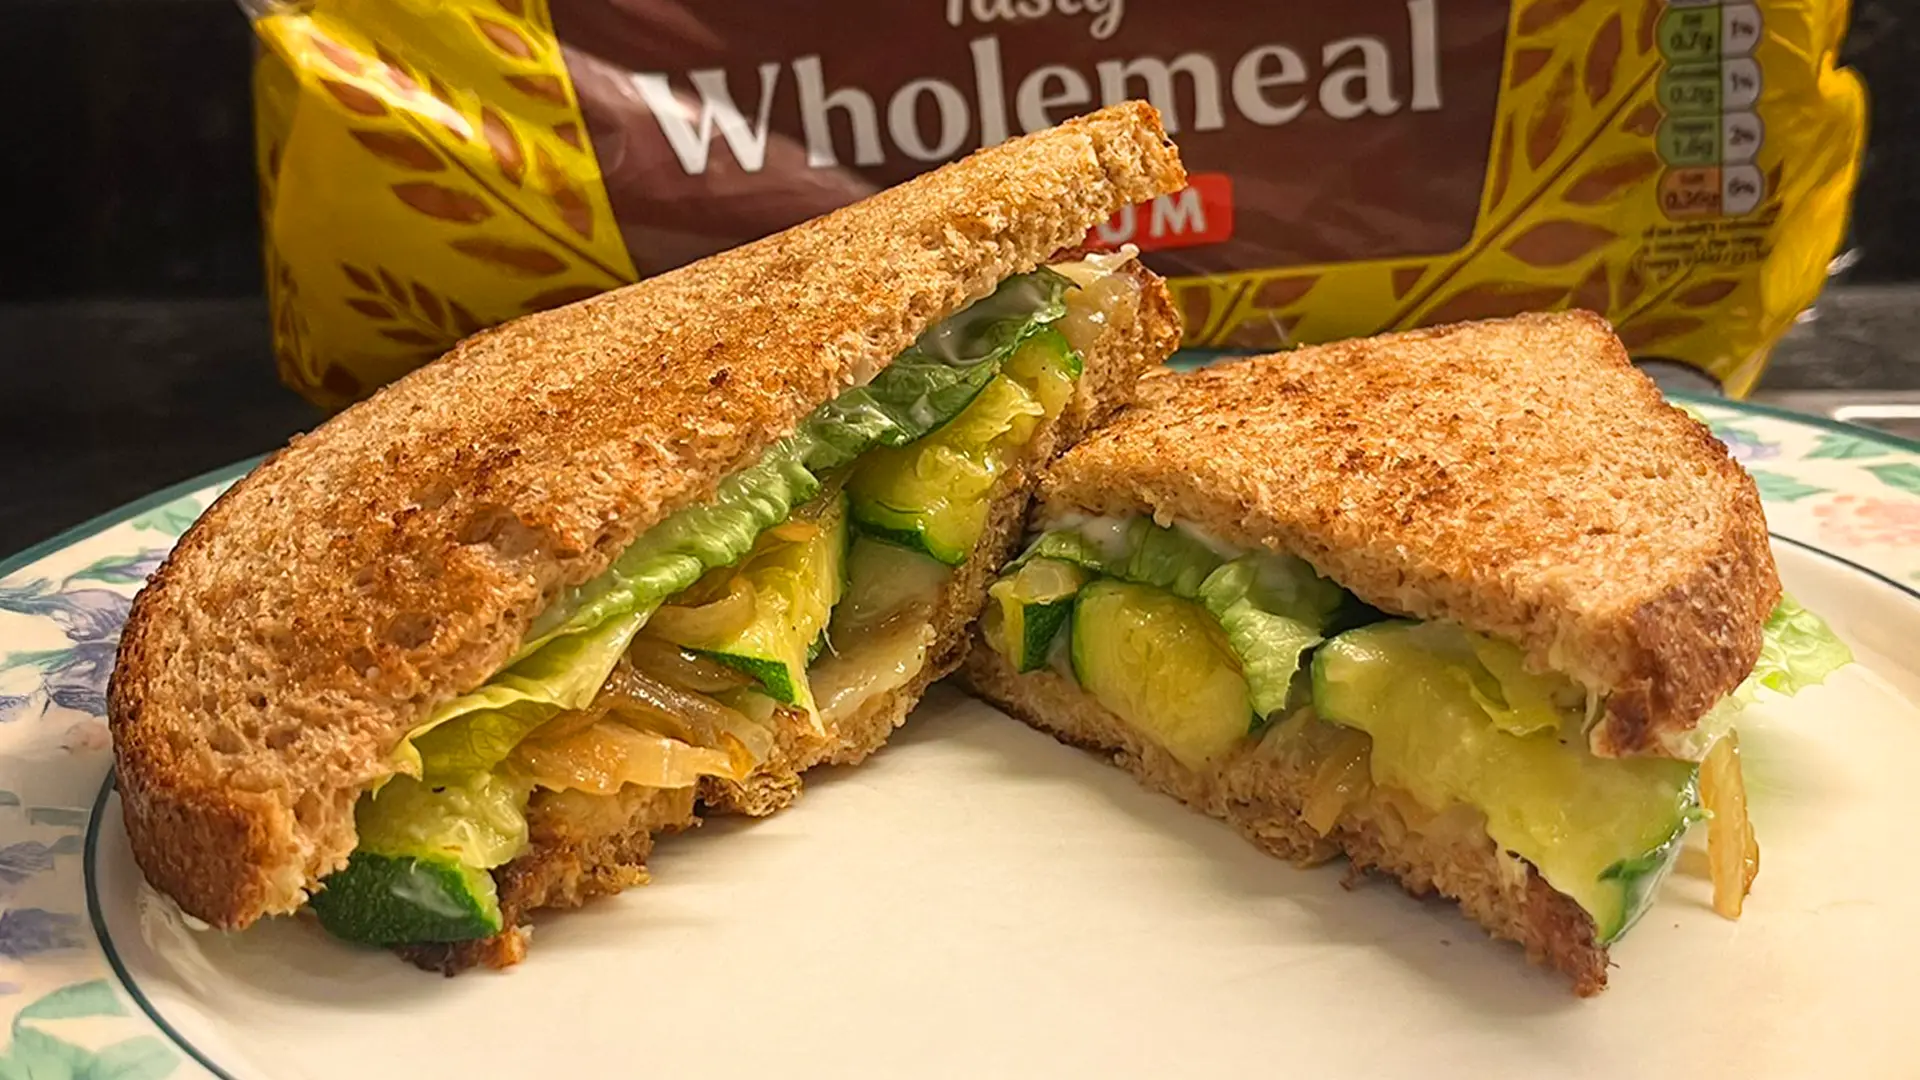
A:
[311,853,503,945]
[662,493,850,710]
[986,557,1090,672]
[1311,621,1698,943]
[311,771,530,946]
[993,517,1335,718]
[1070,579,1256,769]
[831,535,951,642]
[848,329,1080,565]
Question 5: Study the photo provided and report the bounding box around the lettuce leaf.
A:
[1652,593,1851,760]
[1196,561,1321,719]
[355,770,533,868]
[399,610,646,781]
[999,518,1347,720]
[1124,518,1224,598]
[524,452,818,653]
[1749,594,1853,695]
[1233,548,1348,629]
[1018,528,1114,571]
[809,270,1069,464]
[401,270,1070,778]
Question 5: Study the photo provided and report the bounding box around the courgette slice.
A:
[831,535,952,641]
[848,329,1080,564]
[311,853,503,945]
[1070,579,1256,769]
[656,492,849,711]
[985,557,1089,672]
[1311,621,1698,942]
[311,771,529,946]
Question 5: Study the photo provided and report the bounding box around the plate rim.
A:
[0,457,260,581]
[1674,390,1920,456]
[76,534,1920,1078]
[2,392,1918,575]
[83,774,242,1080]
[1,393,1917,1078]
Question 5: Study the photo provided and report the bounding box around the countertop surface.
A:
[4,284,1918,561]
[1,0,1916,560]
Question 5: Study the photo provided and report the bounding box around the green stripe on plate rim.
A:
[0,457,260,580]
[4,390,1917,578]
[1670,390,1920,456]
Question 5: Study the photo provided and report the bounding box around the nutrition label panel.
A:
[1653,0,1766,219]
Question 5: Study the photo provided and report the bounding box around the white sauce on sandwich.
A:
[1038,511,1250,563]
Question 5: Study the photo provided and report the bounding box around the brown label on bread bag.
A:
[552,0,1509,276]
[250,0,1864,407]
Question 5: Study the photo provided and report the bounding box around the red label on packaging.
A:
[1085,173,1234,253]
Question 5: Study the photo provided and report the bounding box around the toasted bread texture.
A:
[110,103,1185,930]
[959,645,1611,993]
[1036,312,1779,757]
[400,272,1179,972]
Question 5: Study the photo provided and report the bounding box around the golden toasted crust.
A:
[109,103,1184,929]
[396,284,1176,974]
[1039,312,1779,757]
[959,645,1611,995]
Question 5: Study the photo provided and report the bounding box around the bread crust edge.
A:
[957,643,1612,995]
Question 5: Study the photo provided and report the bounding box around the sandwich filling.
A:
[307,252,1144,947]
[982,513,1851,945]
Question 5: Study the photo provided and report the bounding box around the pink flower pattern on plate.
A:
[1815,494,1920,550]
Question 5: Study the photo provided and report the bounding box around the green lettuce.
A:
[1749,594,1853,695]
[1018,528,1112,570]
[1122,519,1224,598]
[402,270,1070,778]
[1196,561,1323,719]
[400,610,645,781]
[1000,518,1347,720]
[355,770,533,868]
[1651,593,1851,759]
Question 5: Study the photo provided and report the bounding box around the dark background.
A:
[0,0,1914,556]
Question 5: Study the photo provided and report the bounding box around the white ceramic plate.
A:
[1,393,1917,1079]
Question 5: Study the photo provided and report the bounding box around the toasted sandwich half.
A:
[109,102,1185,970]
[961,312,1853,995]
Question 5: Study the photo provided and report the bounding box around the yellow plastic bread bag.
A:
[248,0,1865,407]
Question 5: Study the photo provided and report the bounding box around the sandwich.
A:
[108,102,1185,971]
[961,311,1853,995]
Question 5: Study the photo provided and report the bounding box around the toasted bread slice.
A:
[401,268,1180,971]
[956,311,1779,994]
[109,103,1185,930]
[1036,311,1778,756]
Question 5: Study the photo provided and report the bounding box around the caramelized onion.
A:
[523,655,776,788]
[515,721,741,794]
[1301,728,1373,836]
[648,577,756,643]
[600,663,775,774]
[627,634,753,694]
[721,688,778,727]
[812,621,935,726]
[1702,731,1760,919]
[1052,251,1136,353]
[527,706,604,744]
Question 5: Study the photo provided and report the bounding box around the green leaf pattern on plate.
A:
[1866,463,1920,497]
[1806,432,1891,461]
[126,496,202,537]
[1746,469,1829,503]
[0,980,177,1080]
[0,395,1912,1078]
